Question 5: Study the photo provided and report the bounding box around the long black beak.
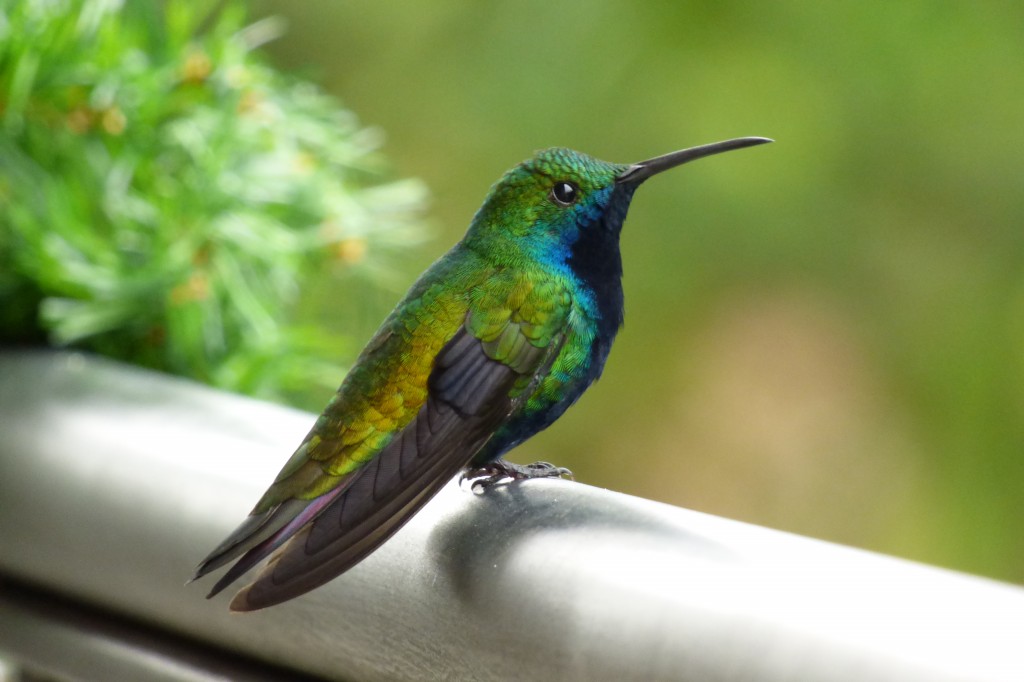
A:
[616,137,772,185]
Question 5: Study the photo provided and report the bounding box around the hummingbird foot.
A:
[460,459,573,493]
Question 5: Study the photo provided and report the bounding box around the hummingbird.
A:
[192,136,771,611]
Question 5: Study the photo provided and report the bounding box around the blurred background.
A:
[3,1,1022,585]
[252,0,1024,584]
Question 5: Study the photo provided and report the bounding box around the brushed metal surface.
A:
[0,351,1021,681]
[0,580,328,682]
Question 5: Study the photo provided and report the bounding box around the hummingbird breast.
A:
[470,215,626,465]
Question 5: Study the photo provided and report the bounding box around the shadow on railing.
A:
[1,350,1022,681]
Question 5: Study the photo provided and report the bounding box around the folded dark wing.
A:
[227,324,547,611]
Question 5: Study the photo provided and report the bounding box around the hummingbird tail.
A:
[191,499,306,583]
[227,397,483,611]
[227,328,524,611]
[197,483,348,600]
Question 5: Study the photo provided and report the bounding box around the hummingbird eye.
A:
[550,181,579,207]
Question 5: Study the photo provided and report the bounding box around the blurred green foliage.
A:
[253,1,1024,583]
[0,0,428,403]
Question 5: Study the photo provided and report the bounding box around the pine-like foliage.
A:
[0,0,429,402]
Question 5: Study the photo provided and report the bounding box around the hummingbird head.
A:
[465,148,628,269]
[464,138,772,283]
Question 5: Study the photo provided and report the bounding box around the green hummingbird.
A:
[193,137,771,611]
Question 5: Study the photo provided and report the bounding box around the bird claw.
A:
[460,459,573,493]
[526,461,575,480]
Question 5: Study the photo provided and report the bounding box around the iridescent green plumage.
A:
[193,138,771,610]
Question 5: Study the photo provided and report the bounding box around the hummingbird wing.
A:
[193,267,569,611]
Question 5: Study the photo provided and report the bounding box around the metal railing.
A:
[0,350,1022,681]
